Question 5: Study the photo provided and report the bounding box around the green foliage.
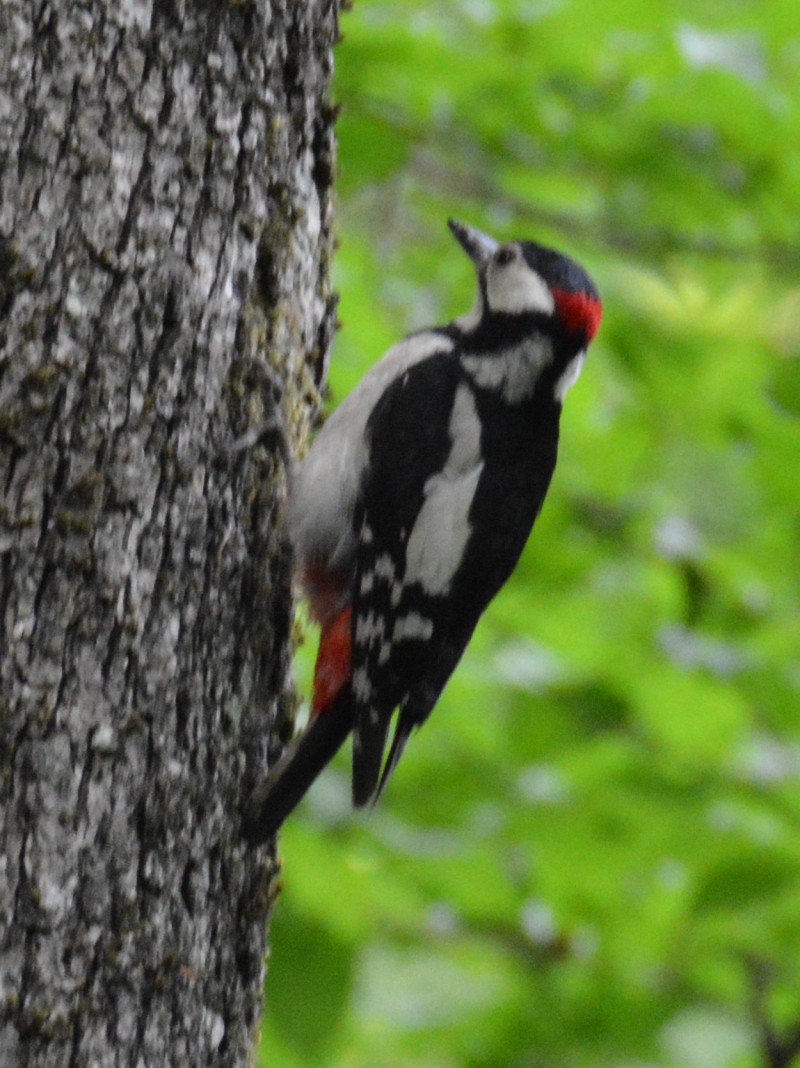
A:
[260,1,800,1065]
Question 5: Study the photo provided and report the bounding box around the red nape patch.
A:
[311,605,352,717]
[552,288,602,341]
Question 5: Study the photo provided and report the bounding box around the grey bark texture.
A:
[0,0,339,1064]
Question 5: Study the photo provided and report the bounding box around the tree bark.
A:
[0,0,339,1064]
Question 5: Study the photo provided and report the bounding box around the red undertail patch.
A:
[312,605,352,717]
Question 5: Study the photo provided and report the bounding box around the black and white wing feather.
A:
[350,352,467,804]
[349,342,564,806]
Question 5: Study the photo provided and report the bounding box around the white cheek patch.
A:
[487,261,555,316]
[405,383,483,595]
[554,350,586,403]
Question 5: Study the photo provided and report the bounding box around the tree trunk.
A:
[0,1,339,1064]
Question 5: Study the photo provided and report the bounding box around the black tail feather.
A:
[375,708,415,803]
[242,689,353,844]
[352,706,416,810]
[351,707,393,809]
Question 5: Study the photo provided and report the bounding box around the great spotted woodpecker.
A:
[245,219,601,841]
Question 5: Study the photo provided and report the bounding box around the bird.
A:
[243,218,601,842]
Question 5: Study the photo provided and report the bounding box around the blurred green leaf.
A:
[694,848,800,912]
[261,0,800,1065]
[767,358,800,420]
[263,903,356,1062]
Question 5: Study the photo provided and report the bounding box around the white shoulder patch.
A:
[554,350,586,403]
[405,382,483,595]
[462,337,553,404]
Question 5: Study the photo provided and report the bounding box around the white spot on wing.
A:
[462,337,553,404]
[405,383,483,595]
[355,611,386,645]
[352,668,372,702]
[554,350,586,403]
[362,554,404,606]
[486,258,555,316]
[393,612,434,643]
[374,555,396,581]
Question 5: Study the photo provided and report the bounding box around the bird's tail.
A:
[352,706,416,810]
[242,688,353,844]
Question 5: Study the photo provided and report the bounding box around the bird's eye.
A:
[494,247,516,266]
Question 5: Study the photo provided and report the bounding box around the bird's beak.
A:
[447,219,498,270]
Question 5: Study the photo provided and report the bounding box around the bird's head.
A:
[448,218,602,346]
